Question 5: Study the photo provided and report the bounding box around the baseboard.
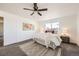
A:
[69,42,77,45]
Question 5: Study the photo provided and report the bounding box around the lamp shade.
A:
[61,28,70,37]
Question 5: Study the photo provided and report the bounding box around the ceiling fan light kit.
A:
[23,3,48,16]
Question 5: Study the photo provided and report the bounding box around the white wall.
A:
[40,15,77,44]
[17,17,39,42]
[76,13,79,45]
[59,15,77,43]
[0,10,38,46]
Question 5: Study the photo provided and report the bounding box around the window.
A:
[45,22,59,34]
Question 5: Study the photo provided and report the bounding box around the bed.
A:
[33,32,62,49]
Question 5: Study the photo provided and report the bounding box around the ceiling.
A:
[0,3,79,21]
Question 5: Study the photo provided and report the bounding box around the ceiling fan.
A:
[23,3,48,16]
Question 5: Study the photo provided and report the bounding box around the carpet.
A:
[19,40,61,56]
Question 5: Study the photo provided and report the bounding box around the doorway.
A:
[0,17,3,46]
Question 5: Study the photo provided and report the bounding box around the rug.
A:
[19,40,61,56]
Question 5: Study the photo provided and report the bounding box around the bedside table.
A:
[60,36,70,43]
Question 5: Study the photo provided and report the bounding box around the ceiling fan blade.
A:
[30,12,34,15]
[37,11,42,16]
[38,8,48,11]
[23,8,34,11]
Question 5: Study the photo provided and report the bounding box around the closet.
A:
[0,17,3,46]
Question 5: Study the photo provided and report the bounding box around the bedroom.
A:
[0,3,79,56]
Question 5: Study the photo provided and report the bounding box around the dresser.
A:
[60,36,70,43]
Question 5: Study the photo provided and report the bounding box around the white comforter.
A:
[33,32,62,49]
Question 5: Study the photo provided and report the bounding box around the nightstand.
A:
[60,36,70,43]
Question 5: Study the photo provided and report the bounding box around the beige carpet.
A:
[19,40,61,56]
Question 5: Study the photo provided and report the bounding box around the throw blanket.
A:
[33,32,62,49]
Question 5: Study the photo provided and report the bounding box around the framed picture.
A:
[23,23,34,30]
